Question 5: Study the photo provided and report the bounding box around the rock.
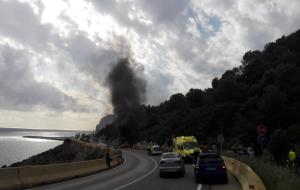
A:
[95,115,116,132]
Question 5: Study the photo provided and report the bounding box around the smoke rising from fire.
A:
[106,58,146,143]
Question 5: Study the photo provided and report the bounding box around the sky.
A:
[0,0,300,131]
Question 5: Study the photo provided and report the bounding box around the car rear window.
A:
[198,157,223,164]
[197,154,223,164]
[162,153,180,159]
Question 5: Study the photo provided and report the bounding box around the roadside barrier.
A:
[0,167,21,190]
[222,156,266,190]
[0,140,122,190]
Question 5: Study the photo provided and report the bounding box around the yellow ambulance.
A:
[172,136,201,163]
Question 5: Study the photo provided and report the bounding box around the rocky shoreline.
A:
[9,138,105,167]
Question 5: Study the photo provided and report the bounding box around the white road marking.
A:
[197,184,202,190]
[113,156,158,190]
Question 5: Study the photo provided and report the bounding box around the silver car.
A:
[159,152,185,177]
[150,145,162,155]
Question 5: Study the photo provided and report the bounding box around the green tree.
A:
[287,124,300,143]
[186,89,204,109]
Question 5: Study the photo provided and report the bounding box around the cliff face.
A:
[95,115,115,132]
[9,139,105,167]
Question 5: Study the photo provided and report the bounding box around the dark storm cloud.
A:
[0,45,77,111]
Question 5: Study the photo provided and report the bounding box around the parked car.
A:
[150,145,162,155]
[231,144,247,155]
[194,153,228,184]
[159,152,185,177]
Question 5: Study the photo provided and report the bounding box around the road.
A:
[28,149,240,190]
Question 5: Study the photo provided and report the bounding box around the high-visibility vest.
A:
[288,151,296,161]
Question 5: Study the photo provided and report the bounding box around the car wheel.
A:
[223,177,228,184]
[195,178,201,184]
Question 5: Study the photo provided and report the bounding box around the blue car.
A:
[194,153,228,184]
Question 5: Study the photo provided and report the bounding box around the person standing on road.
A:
[105,149,112,169]
[247,145,255,159]
[147,142,152,155]
[288,148,296,168]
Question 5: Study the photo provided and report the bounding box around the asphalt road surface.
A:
[28,149,240,190]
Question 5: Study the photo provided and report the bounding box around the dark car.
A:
[194,153,228,184]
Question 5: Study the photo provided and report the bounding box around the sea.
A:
[0,128,92,167]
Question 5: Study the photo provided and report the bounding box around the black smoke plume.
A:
[107,58,146,144]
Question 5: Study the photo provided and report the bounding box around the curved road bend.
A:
[28,150,240,190]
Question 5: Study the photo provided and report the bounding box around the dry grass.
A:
[222,151,300,190]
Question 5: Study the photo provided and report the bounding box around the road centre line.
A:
[113,155,158,190]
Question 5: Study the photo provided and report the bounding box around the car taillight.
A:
[220,165,226,171]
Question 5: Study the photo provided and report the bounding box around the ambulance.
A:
[172,136,201,163]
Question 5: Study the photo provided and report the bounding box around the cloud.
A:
[86,0,300,103]
[58,32,122,84]
[0,45,77,111]
[138,0,188,24]
[191,0,300,50]
[0,0,51,49]
[0,0,300,130]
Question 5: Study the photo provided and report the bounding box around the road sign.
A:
[257,124,267,136]
[217,134,224,144]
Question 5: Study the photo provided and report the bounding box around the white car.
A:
[150,145,162,155]
[159,152,185,177]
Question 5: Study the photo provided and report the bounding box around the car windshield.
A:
[183,142,199,149]
[162,153,180,159]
